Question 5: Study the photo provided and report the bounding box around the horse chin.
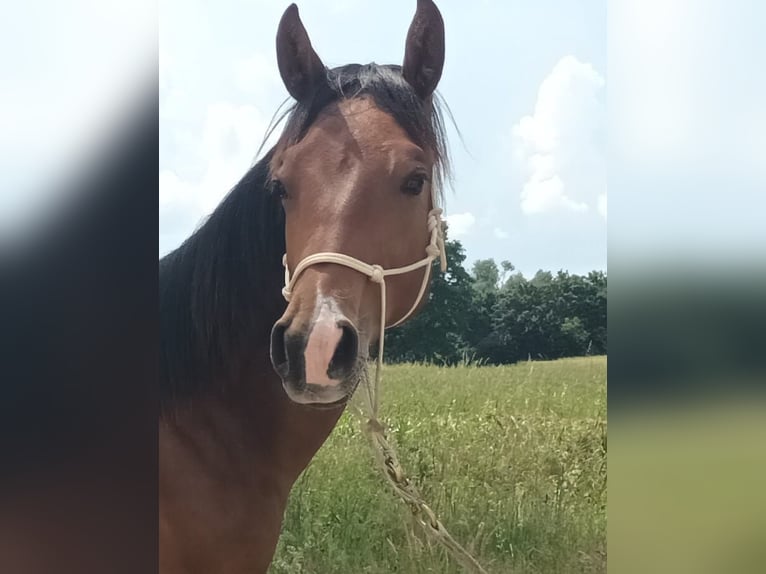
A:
[280,379,358,409]
[278,354,368,409]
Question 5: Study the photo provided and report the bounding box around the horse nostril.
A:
[329,321,359,379]
[270,321,289,374]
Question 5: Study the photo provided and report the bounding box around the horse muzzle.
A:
[269,302,362,405]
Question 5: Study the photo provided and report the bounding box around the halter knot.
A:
[425,244,440,258]
[370,264,385,284]
[427,207,443,231]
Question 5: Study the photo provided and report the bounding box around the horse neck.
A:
[220,359,345,480]
[159,275,344,573]
[159,368,344,573]
[162,354,344,483]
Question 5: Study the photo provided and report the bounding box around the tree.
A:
[472,259,500,295]
[530,270,553,287]
[560,317,590,356]
[385,246,607,365]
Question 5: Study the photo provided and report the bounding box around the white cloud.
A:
[445,212,476,238]
[519,175,588,214]
[513,55,605,216]
[159,101,273,254]
[493,227,510,239]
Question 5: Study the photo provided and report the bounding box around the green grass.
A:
[269,356,607,574]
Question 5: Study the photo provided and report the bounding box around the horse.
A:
[159,1,449,571]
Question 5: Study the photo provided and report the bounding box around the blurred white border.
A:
[608,0,765,258]
[0,1,157,240]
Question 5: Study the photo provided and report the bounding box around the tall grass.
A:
[270,356,607,573]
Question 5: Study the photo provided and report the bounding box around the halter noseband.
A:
[280,206,447,414]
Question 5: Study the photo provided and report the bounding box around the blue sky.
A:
[160,0,606,277]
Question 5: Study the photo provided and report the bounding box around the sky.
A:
[159,0,606,277]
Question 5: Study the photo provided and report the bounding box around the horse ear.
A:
[276,4,326,102]
[402,0,445,99]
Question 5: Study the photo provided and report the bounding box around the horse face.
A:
[268,2,445,405]
[269,98,436,405]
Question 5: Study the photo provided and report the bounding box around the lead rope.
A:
[282,208,489,574]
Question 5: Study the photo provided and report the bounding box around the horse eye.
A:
[402,173,427,196]
[269,179,288,199]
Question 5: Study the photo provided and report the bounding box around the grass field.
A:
[269,356,607,574]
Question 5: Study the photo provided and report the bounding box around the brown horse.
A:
[159,1,449,572]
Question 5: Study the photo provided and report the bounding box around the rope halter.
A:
[280,207,447,415]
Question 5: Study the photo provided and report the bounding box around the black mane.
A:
[160,63,450,406]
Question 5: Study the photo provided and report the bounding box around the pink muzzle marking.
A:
[304,317,343,387]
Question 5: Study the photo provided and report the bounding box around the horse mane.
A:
[159,63,451,406]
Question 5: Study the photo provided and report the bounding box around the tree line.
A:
[385,233,607,365]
